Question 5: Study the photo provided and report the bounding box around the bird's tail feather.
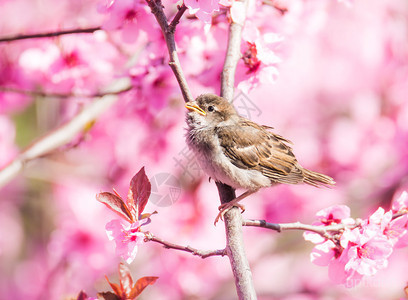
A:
[303,169,335,187]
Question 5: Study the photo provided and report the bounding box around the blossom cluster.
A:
[304,192,408,287]
[97,167,153,264]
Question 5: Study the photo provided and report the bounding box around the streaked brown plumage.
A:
[185,94,335,223]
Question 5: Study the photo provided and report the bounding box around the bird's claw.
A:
[213,203,246,226]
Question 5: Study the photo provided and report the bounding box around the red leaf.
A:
[97,291,121,300]
[97,192,134,223]
[127,167,151,218]
[118,263,133,296]
[105,275,123,298]
[128,276,158,299]
[76,291,88,300]
[112,188,122,198]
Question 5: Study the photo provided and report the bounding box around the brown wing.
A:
[216,119,305,185]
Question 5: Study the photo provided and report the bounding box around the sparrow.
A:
[185,94,335,224]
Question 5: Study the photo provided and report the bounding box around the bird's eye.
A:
[208,105,215,112]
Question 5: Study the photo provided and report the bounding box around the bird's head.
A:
[185,94,238,128]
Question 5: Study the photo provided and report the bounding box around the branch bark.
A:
[0,78,131,189]
[169,4,188,32]
[242,219,355,241]
[220,5,247,102]
[0,26,101,43]
[145,233,226,259]
[243,211,408,234]
[0,85,132,99]
[145,0,193,103]
[217,182,256,300]
[218,1,256,299]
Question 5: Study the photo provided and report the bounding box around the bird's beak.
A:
[185,101,206,116]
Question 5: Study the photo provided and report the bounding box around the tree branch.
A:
[169,4,188,33]
[243,211,408,236]
[0,78,131,189]
[216,182,257,300]
[145,0,193,103]
[0,85,132,99]
[218,1,255,298]
[0,26,101,43]
[242,219,355,237]
[220,3,247,102]
[145,233,226,259]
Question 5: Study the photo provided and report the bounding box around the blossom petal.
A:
[310,241,336,266]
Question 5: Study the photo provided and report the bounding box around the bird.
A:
[185,94,335,224]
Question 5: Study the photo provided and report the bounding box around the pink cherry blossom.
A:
[389,215,408,248]
[306,205,401,287]
[99,0,157,43]
[392,191,408,213]
[366,207,408,246]
[184,0,220,23]
[308,237,363,287]
[312,225,394,287]
[236,43,280,93]
[327,248,363,287]
[0,53,32,113]
[310,240,339,266]
[18,36,121,95]
[106,219,147,264]
[341,227,393,277]
[304,204,353,244]
[236,22,281,93]
[315,205,352,225]
[303,230,326,245]
[367,207,392,230]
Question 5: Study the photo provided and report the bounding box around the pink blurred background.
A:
[0,0,407,298]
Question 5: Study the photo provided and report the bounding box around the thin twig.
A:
[243,211,408,235]
[145,0,193,103]
[242,219,354,235]
[169,4,188,33]
[145,233,226,259]
[220,1,248,102]
[0,85,132,99]
[0,26,101,43]
[0,78,131,189]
